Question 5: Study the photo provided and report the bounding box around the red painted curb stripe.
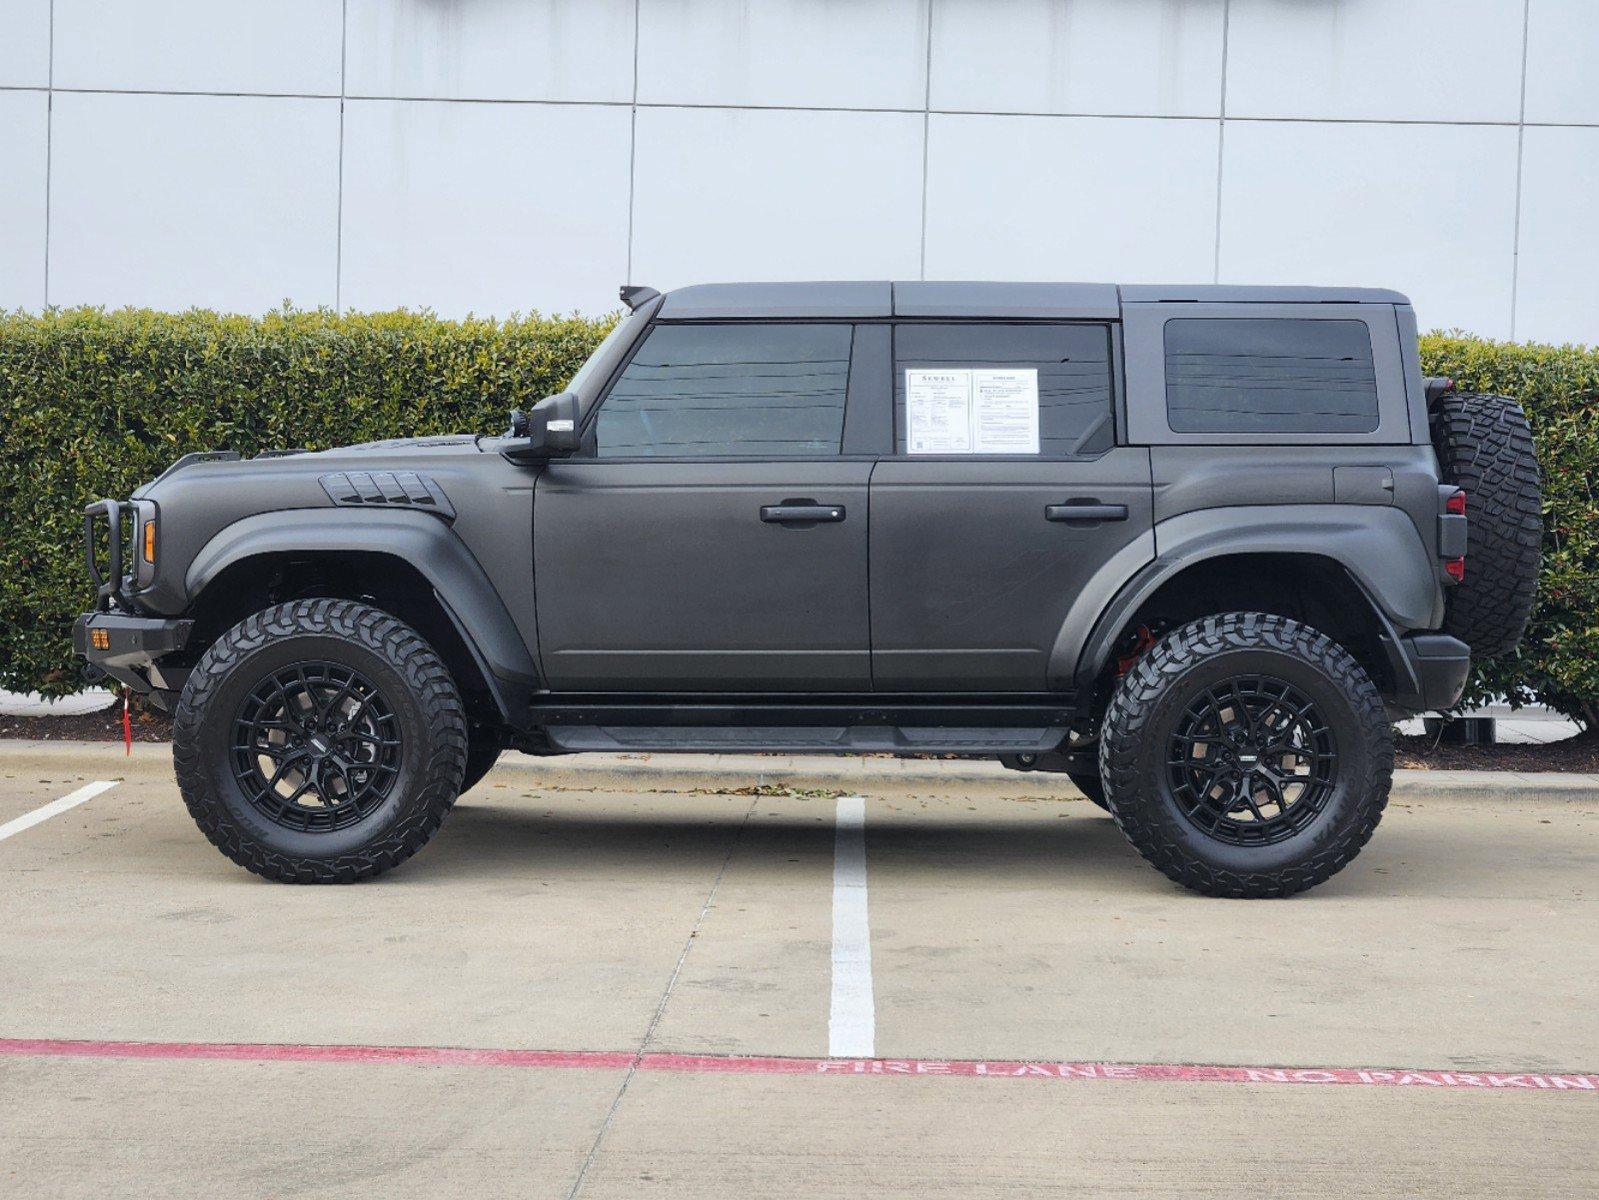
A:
[0,1039,632,1071]
[2,1039,1595,1094]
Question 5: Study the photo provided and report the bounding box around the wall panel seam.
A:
[8,85,1592,131]
[918,0,933,280]
[626,0,640,285]
[42,0,54,305]
[1508,0,1532,339]
[1212,0,1231,284]
[335,0,348,311]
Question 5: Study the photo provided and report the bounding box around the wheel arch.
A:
[181,510,538,726]
[1066,506,1439,701]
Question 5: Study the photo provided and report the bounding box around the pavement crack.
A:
[565,797,756,1200]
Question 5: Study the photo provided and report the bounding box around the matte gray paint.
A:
[533,459,874,690]
[658,281,893,320]
[649,281,1411,322]
[184,507,539,690]
[870,449,1154,691]
[1070,503,1440,688]
[1119,285,1409,305]
[892,281,1120,319]
[89,280,1460,737]
[1394,304,1432,444]
[1120,301,1414,446]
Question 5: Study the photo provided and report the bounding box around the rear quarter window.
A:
[1163,318,1379,434]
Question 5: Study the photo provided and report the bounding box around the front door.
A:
[534,320,872,691]
[869,322,1155,692]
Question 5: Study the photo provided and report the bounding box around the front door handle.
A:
[761,502,846,524]
[1046,501,1128,523]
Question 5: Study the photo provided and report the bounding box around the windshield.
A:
[566,310,643,400]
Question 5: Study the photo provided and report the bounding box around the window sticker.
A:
[905,370,973,453]
[905,368,1039,455]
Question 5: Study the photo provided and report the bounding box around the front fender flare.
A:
[185,509,539,716]
[1061,504,1438,690]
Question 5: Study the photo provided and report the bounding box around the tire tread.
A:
[172,598,467,883]
[1431,390,1542,660]
[1099,613,1393,899]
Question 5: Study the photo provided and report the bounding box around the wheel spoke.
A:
[264,750,309,794]
[1166,671,1337,847]
[231,659,403,833]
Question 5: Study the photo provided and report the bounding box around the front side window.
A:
[595,322,852,458]
[1163,318,1379,434]
[894,324,1115,457]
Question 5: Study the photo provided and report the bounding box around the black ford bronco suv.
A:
[75,282,1541,897]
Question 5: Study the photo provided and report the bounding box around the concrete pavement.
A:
[0,741,1594,1198]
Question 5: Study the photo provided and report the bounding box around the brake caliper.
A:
[1116,624,1157,676]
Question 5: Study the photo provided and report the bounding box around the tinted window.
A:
[1164,318,1379,434]
[894,324,1114,456]
[595,323,851,457]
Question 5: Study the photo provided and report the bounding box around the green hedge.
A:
[1420,334,1599,731]
[1,308,1594,731]
[0,307,610,696]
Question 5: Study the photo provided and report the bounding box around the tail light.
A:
[1439,487,1467,583]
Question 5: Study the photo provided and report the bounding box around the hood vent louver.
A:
[319,471,455,520]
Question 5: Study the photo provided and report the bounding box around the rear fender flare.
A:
[185,509,539,717]
[1063,505,1437,690]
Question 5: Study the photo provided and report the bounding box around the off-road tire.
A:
[173,599,467,883]
[1430,390,1541,660]
[1067,772,1110,811]
[460,726,505,796]
[1099,613,1393,899]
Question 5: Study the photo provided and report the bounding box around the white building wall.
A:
[1,0,1594,344]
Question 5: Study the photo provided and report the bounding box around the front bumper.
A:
[73,612,193,706]
[1387,632,1471,714]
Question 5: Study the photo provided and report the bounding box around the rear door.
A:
[869,322,1154,692]
[534,320,874,691]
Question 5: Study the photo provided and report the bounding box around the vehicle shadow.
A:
[403,799,1142,888]
[394,796,1499,901]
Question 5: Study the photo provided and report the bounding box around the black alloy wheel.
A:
[1166,675,1336,847]
[1098,613,1392,898]
[173,599,467,883]
[231,661,403,833]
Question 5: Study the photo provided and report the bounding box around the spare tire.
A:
[1429,390,1542,660]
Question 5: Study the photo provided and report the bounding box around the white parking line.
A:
[829,795,875,1058]
[0,780,119,843]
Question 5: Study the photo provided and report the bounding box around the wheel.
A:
[1099,613,1393,899]
[172,599,468,883]
[1430,389,1542,660]
[460,725,505,796]
[1066,771,1110,811]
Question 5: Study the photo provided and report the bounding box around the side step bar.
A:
[543,726,1068,754]
[528,694,1077,756]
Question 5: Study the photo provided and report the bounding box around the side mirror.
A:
[503,392,581,462]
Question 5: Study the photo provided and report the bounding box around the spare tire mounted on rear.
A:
[1428,385,1542,661]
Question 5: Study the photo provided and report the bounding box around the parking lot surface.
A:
[1,742,1595,1198]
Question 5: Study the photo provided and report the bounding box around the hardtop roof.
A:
[653,281,1409,320]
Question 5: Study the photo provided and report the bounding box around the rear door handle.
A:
[1046,502,1128,523]
[761,503,846,524]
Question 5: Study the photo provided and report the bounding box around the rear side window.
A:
[595,322,852,457]
[1163,318,1379,434]
[894,323,1114,456]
